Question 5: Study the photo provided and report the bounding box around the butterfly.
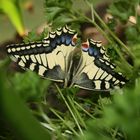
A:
[6,26,127,91]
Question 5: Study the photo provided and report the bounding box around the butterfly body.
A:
[7,26,127,91]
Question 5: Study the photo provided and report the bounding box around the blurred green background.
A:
[0,0,45,43]
[0,0,105,43]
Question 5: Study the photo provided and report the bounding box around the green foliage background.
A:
[1,0,140,140]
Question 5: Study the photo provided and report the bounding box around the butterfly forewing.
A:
[73,39,127,91]
[7,26,77,82]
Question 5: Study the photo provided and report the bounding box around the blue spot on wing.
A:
[46,27,77,52]
[88,46,102,57]
[65,34,72,45]
[56,36,61,44]
[61,34,65,43]
[59,33,73,45]
[89,47,98,56]
[49,32,75,49]
[50,39,57,48]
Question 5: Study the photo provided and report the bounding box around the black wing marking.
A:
[6,26,77,82]
[74,39,127,91]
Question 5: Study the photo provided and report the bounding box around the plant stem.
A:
[77,11,133,70]
[96,15,134,59]
[67,95,87,129]
[90,3,94,22]
[85,0,134,58]
[111,127,119,139]
[74,101,95,119]
[38,106,65,140]
[50,108,79,137]
[55,84,84,135]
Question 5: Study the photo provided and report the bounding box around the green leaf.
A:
[12,71,51,102]
[45,7,66,23]
[24,31,38,42]
[130,44,140,69]
[45,0,72,9]
[51,14,76,28]
[45,0,85,29]
[125,26,140,45]
[108,0,134,22]
[78,79,140,140]
[0,59,51,140]
[0,0,25,35]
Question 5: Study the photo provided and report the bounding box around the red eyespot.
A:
[72,34,78,45]
[82,42,89,49]
[81,40,89,51]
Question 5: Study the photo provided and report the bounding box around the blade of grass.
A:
[55,84,83,135]
[0,0,25,36]
[50,108,80,137]
[85,0,134,58]
[73,9,133,76]
[33,105,66,140]
[66,95,87,129]
[74,101,95,119]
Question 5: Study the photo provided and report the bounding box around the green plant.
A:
[0,59,51,140]
[79,80,140,140]
[0,0,25,35]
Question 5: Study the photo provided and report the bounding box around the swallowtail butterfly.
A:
[7,26,126,91]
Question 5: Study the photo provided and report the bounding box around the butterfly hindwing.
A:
[7,26,77,82]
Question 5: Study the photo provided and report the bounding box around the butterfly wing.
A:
[73,39,127,91]
[7,26,77,82]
